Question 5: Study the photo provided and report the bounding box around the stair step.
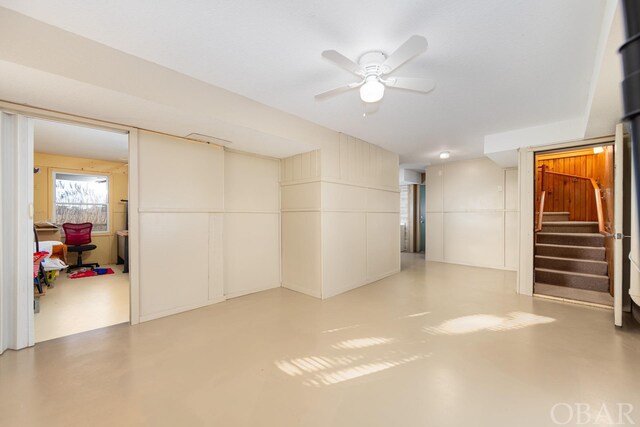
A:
[542,212,570,222]
[536,232,604,247]
[535,268,609,292]
[534,255,608,275]
[534,283,613,306]
[541,221,599,233]
[535,243,605,261]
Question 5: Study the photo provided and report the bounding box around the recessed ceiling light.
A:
[439,151,450,159]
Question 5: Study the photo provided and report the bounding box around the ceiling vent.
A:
[184,133,232,146]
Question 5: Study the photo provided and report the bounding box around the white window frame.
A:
[52,171,110,234]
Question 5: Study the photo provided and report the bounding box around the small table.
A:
[116,230,129,273]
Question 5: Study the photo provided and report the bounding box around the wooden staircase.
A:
[534,212,612,305]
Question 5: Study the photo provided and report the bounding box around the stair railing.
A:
[535,190,546,232]
[536,166,605,234]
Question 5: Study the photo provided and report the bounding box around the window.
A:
[54,172,109,232]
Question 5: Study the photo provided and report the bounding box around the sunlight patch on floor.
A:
[424,312,556,335]
[404,311,431,318]
[332,337,394,349]
[276,351,431,387]
[322,324,361,334]
[302,353,431,387]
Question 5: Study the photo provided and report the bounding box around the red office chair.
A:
[62,222,100,272]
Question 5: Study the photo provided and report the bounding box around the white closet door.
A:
[0,112,34,353]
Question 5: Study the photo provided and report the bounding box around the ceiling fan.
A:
[316,35,436,104]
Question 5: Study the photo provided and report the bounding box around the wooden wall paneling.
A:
[535,151,609,222]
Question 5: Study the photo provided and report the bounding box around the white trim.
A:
[281,176,400,193]
[138,208,225,213]
[613,123,624,327]
[223,210,280,214]
[0,113,34,352]
[0,113,4,353]
[0,102,141,338]
[128,129,140,325]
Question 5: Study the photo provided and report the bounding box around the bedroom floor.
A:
[35,264,129,342]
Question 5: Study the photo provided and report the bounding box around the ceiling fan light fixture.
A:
[360,77,385,103]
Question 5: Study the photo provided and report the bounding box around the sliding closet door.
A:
[0,112,34,353]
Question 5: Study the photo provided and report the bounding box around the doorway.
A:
[399,181,426,254]
[32,118,130,342]
[532,141,625,308]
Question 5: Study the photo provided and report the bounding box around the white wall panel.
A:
[282,212,322,297]
[444,212,504,268]
[505,169,519,211]
[331,134,399,189]
[224,213,280,297]
[367,188,400,213]
[426,213,444,262]
[138,131,223,211]
[225,151,279,212]
[322,182,366,212]
[139,212,210,320]
[281,182,320,211]
[426,166,443,212]
[505,211,519,270]
[426,158,518,271]
[282,137,399,300]
[320,141,340,179]
[367,213,401,281]
[209,213,224,300]
[443,158,505,211]
[281,150,320,182]
[322,212,367,298]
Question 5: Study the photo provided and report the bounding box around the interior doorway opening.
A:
[399,180,426,255]
[533,144,615,306]
[32,118,130,342]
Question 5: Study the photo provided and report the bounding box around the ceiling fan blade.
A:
[321,50,363,76]
[386,77,436,93]
[315,81,363,100]
[381,35,428,74]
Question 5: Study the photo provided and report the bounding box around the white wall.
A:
[281,150,323,297]
[425,157,518,271]
[281,135,400,299]
[137,131,280,321]
[224,151,280,298]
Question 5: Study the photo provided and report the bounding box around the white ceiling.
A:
[34,119,128,162]
[0,0,615,165]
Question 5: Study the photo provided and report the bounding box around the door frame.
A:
[0,100,140,350]
[518,134,616,297]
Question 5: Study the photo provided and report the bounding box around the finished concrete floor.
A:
[2,254,639,426]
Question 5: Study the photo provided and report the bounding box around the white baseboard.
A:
[428,259,518,272]
[139,296,226,322]
[225,285,280,299]
[322,268,402,299]
[282,283,322,299]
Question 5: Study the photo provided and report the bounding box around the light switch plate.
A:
[497,185,503,192]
